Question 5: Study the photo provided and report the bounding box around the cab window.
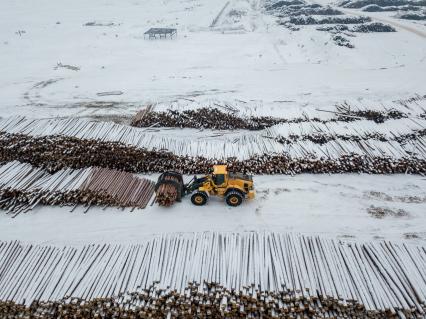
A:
[213,174,225,185]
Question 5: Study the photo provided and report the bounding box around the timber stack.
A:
[0,161,155,216]
[0,133,425,175]
[130,107,277,130]
[0,116,425,175]
[0,233,425,318]
[130,106,414,130]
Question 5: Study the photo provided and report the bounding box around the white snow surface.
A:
[0,0,425,119]
[1,174,425,246]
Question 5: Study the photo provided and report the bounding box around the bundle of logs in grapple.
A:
[154,172,184,207]
[130,106,410,130]
[0,132,425,175]
[0,161,155,216]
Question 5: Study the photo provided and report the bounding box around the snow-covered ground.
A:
[1,174,425,245]
[1,0,425,119]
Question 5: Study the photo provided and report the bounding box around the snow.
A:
[0,0,425,119]
[1,174,425,246]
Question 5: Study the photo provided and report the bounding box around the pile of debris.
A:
[339,0,426,20]
[352,22,396,32]
[332,34,355,48]
[318,22,396,33]
[289,15,371,25]
[361,4,422,11]
[395,11,426,20]
[0,161,155,216]
[339,0,425,9]
[278,6,344,16]
[266,0,399,48]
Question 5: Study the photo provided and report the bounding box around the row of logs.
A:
[0,282,422,319]
[1,133,425,175]
[1,233,425,318]
[335,103,408,123]
[0,161,155,216]
[276,129,426,145]
[131,107,290,130]
[130,106,411,130]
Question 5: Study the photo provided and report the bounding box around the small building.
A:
[144,28,177,40]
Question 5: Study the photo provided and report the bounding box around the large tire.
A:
[191,192,208,206]
[225,191,243,207]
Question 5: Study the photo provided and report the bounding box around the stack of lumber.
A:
[0,161,155,216]
[0,116,425,174]
[0,232,425,318]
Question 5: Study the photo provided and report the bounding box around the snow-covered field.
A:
[1,0,425,245]
[1,0,425,120]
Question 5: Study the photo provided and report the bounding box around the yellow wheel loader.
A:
[155,165,255,207]
[187,165,255,207]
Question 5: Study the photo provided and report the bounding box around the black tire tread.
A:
[225,190,243,207]
[191,191,208,206]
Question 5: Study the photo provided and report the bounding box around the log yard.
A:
[0,0,426,317]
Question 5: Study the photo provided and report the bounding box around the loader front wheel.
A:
[191,192,208,206]
[225,191,243,207]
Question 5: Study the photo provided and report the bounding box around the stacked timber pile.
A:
[395,93,426,107]
[335,103,407,123]
[0,161,155,216]
[0,132,425,175]
[275,129,426,144]
[0,116,425,175]
[0,232,425,318]
[263,118,426,145]
[130,105,419,130]
[131,107,287,130]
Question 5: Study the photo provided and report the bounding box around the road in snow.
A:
[0,174,425,246]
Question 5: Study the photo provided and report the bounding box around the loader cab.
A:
[212,165,228,187]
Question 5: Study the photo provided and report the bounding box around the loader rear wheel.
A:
[191,192,208,206]
[226,191,243,207]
